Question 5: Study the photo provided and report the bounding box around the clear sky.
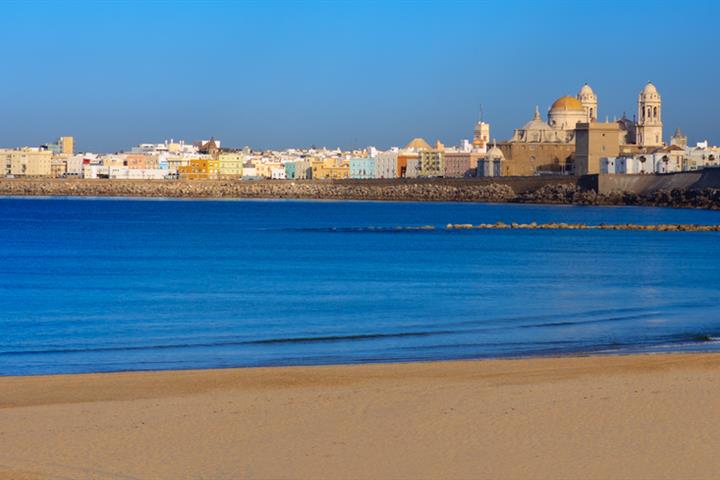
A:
[1,0,718,152]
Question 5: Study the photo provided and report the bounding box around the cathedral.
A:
[495,82,665,176]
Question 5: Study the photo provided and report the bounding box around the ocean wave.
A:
[0,330,457,357]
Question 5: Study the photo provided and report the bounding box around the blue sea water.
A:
[1,197,720,376]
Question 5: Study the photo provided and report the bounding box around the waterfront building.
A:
[83,164,103,179]
[51,157,67,178]
[600,156,645,174]
[398,138,430,178]
[349,157,377,179]
[686,142,719,170]
[242,165,258,178]
[405,158,420,178]
[477,141,506,177]
[374,151,397,179]
[65,155,86,177]
[271,167,287,180]
[397,152,418,178]
[104,167,167,180]
[1,149,53,177]
[218,152,245,176]
[126,154,158,170]
[255,161,284,179]
[164,154,191,173]
[285,160,312,179]
[43,136,74,155]
[418,141,445,177]
[177,158,220,179]
[311,158,349,179]
[647,145,686,173]
[601,145,687,174]
[444,151,480,177]
[574,122,622,175]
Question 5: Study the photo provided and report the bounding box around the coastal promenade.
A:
[1,354,719,479]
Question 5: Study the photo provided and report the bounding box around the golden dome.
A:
[550,96,584,111]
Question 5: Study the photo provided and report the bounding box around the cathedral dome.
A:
[578,84,594,97]
[404,137,431,151]
[641,82,657,95]
[640,82,660,100]
[522,107,552,131]
[486,141,505,161]
[550,96,584,111]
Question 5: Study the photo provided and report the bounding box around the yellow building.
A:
[218,153,245,176]
[1,149,53,177]
[255,161,284,178]
[177,158,220,179]
[60,136,74,155]
[311,158,349,179]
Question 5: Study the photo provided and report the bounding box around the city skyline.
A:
[1,0,718,152]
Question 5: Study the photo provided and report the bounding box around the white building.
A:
[686,142,719,170]
[375,151,397,179]
[271,167,287,180]
[405,158,420,178]
[601,156,648,174]
[601,145,686,175]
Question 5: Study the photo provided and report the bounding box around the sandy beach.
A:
[1,353,719,479]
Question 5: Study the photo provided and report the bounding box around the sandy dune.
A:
[1,353,719,479]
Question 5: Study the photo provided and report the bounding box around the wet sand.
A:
[1,353,719,479]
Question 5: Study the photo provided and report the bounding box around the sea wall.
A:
[590,168,720,195]
[0,177,575,203]
[1,173,720,209]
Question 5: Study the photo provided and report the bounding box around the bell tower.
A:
[577,83,598,122]
[636,82,663,147]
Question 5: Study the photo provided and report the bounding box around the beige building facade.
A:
[574,122,622,175]
[1,149,53,177]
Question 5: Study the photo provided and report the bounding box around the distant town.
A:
[2,82,718,181]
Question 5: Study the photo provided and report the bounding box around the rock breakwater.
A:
[446,222,720,232]
[0,179,517,202]
[514,184,720,210]
[1,178,720,210]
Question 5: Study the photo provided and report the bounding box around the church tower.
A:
[636,82,663,147]
[577,83,598,122]
[473,121,490,151]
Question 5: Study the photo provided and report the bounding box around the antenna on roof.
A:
[479,104,484,123]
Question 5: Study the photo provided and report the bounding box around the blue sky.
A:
[0,0,717,152]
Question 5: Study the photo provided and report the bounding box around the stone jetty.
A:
[445,222,720,232]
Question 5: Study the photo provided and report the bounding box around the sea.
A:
[1,197,720,376]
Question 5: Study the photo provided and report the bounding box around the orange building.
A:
[177,158,220,179]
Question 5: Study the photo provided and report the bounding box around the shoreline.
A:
[1,177,720,209]
[2,352,720,479]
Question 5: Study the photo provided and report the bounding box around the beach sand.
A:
[1,353,719,479]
